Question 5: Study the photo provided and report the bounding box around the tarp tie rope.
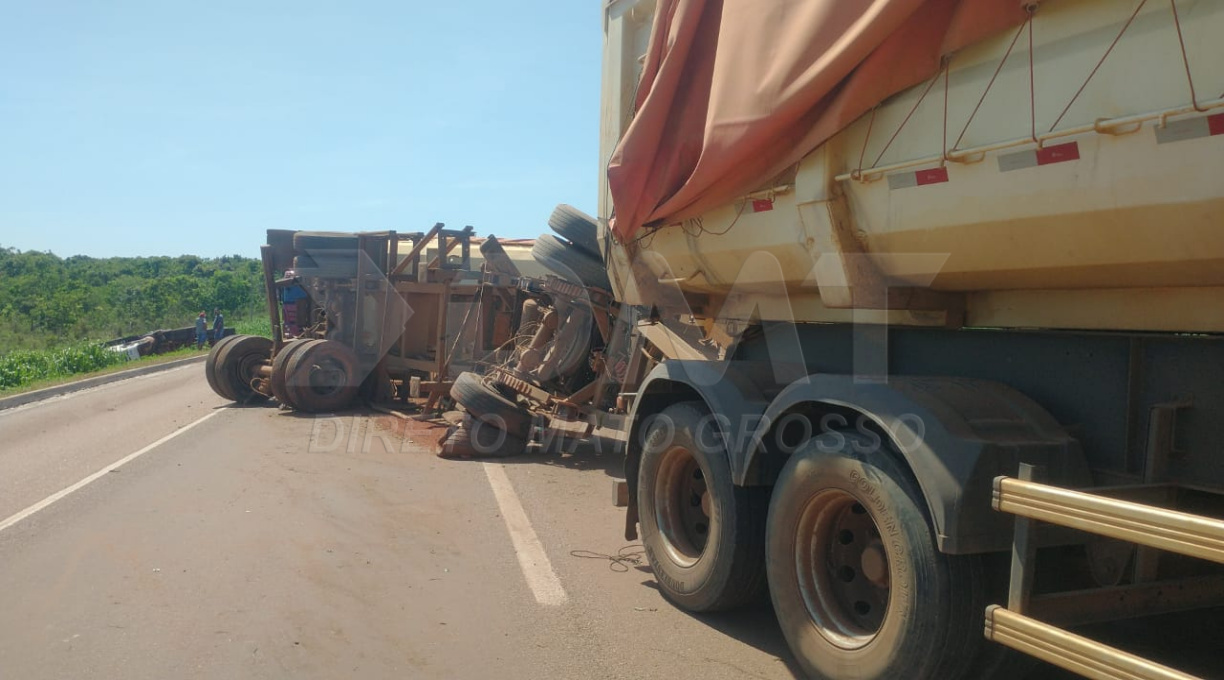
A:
[1048,0,1147,133]
[941,56,951,166]
[869,61,946,170]
[1027,6,1038,145]
[853,106,879,181]
[1169,0,1207,113]
[952,19,1028,151]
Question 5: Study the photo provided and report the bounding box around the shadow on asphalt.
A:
[682,602,807,679]
[497,432,626,478]
[260,403,381,418]
[217,400,279,410]
[631,576,805,678]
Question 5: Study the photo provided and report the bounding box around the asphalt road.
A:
[1,366,1218,679]
[0,366,797,679]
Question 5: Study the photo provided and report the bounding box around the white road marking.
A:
[0,364,199,418]
[482,462,568,606]
[0,409,223,534]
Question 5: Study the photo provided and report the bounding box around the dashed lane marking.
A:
[0,409,223,534]
[482,462,569,606]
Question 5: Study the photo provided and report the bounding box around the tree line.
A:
[0,246,266,352]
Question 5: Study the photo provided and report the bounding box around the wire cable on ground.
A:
[570,545,647,573]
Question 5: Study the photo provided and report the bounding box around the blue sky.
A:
[0,1,603,258]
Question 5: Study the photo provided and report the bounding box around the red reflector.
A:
[915,167,949,186]
[751,199,774,213]
[1036,142,1080,166]
[1209,113,1224,137]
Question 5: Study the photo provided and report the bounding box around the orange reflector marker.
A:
[888,166,949,190]
[998,142,1080,172]
[1155,113,1224,144]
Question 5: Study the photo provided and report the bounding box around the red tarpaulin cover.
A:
[607,0,1028,241]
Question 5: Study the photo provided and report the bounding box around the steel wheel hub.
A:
[794,490,891,649]
[306,361,347,396]
[654,446,711,567]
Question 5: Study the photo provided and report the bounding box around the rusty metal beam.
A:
[427,225,474,271]
[490,369,553,405]
[259,245,284,353]
[558,378,600,409]
[1029,574,1224,628]
[389,222,444,277]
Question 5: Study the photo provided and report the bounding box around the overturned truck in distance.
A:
[205,208,653,455]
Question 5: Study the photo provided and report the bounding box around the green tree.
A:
[0,244,265,351]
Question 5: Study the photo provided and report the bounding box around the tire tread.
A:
[639,401,767,612]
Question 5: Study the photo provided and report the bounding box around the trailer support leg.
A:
[1007,463,1042,614]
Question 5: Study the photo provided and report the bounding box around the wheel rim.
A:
[304,358,349,398]
[653,445,712,568]
[235,351,268,395]
[794,490,891,649]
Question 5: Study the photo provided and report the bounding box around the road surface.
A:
[0,366,797,679]
[1,365,1218,679]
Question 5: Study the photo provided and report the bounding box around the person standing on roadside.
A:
[212,307,224,345]
[195,311,208,349]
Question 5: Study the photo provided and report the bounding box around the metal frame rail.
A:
[988,464,1224,680]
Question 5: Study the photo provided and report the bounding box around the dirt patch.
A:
[369,413,452,452]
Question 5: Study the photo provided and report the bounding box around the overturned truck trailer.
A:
[205,215,653,454]
[602,1,1224,678]
[443,204,653,457]
[204,226,537,412]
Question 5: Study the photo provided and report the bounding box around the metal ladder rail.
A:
[987,464,1224,680]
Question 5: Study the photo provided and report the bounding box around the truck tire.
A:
[439,413,528,459]
[638,401,767,612]
[534,306,592,383]
[270,339,312,407]
[205,334,243,400]
[532,234,611,291]
[284,339,359,412]
[449,372,534,439]
[214,335,272,403]
[293,231,360,253]
[547,204,601,258]
[765,432,986,680]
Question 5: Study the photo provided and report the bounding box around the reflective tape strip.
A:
[998,142,1080,172]
[888,166,949,189]
[1155,113,1224,144]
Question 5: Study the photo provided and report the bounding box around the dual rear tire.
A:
[636,403,1002,680]
[278,339,359,413]
[205,335,271,403]
[205,336,360,413]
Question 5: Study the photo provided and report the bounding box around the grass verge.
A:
[0,313,268,398]
[0,346,204,397]
[232,316,272,338]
